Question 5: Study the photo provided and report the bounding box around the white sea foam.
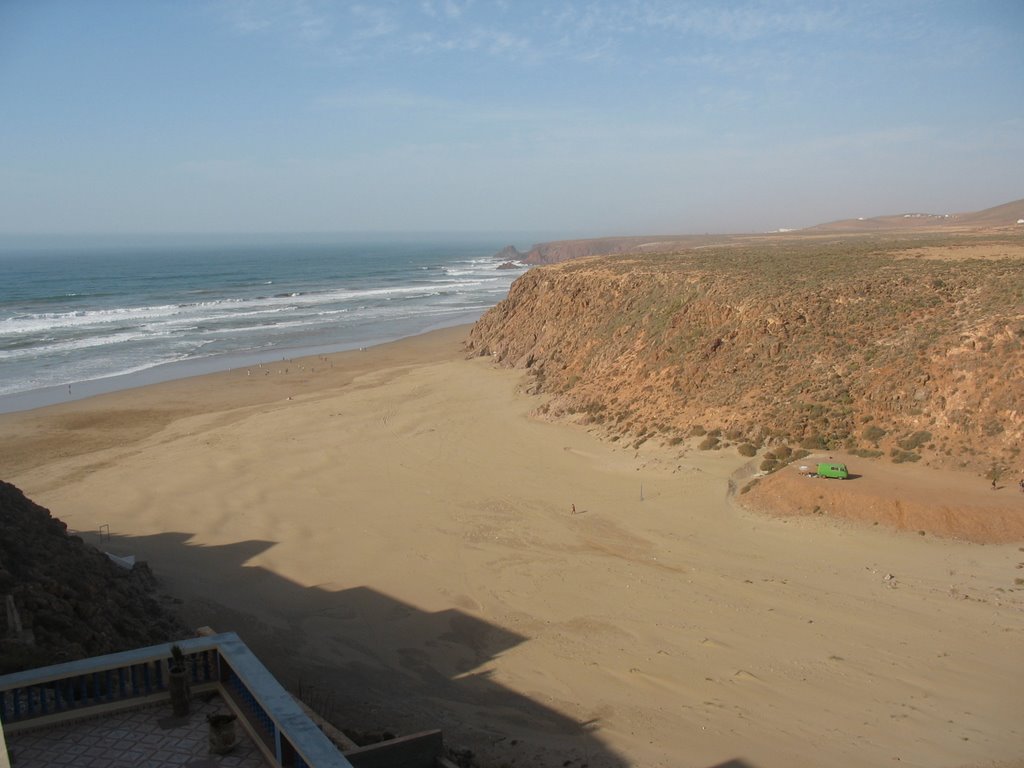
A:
[0,238,528,404]
[0,332,151,360]
[0,305,183,335]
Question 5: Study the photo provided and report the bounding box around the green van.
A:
[816,463,849,479]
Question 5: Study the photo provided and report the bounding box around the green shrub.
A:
[891,449,921,463]
[982,420,1004,436]
[737,443,758,457]
[690,424,706,436]
[851,448,883,458]
[862,425,887,443]
[699,436,720,450]
[771,445,792,460]
[741,479,760,494]
[800,434,826,450]
[760,457,779,472]
[898,431,932,451]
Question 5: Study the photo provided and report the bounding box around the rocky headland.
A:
[494,235,736,266]
[469,231,1024,477]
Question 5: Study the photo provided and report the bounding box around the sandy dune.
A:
[2,327,1022,768]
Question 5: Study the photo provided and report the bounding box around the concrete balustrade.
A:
[0,632,352,768]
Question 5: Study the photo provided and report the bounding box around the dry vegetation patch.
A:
[469,232,1024,474]
[896,242,1024,260]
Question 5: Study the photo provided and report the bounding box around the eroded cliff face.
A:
[468,237,1024,473]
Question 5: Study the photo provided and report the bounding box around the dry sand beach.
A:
[2,325,1023,768]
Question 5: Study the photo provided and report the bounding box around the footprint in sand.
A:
[450,593,482,612]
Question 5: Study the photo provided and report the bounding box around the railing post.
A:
[0,633,354,767]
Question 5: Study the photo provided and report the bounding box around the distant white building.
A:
[1017,218,1024,225]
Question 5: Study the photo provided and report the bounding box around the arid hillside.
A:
[468,233,1024,475]
[498,198,1024,266]
[809,198,1024,232]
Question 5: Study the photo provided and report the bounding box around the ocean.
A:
[0,234,530,412]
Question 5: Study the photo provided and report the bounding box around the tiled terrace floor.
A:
[6,693,271,768]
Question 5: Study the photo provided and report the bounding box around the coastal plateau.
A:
[470,231,1024,480]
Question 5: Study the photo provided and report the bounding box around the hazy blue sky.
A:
[1,1,1021,236]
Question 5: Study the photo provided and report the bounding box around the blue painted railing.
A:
[0,632,351,768]
[0,641,216,722]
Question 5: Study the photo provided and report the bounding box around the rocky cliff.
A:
[468,234,1024,474]
[521,237,653,265]
[0,481,188,673]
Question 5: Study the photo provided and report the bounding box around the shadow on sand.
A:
[102,530,614,766]
[100,529,759,768]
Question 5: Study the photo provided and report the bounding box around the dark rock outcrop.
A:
[0,480,188,673]
[491,245,525,262]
